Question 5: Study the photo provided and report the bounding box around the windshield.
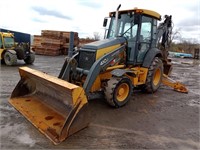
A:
[107,13,138,39]
[4,37,15,48]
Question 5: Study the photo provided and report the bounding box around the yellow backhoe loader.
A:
[0,32,35,65]
[9,5,187,145]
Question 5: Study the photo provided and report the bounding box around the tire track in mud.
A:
[90,123,200,149]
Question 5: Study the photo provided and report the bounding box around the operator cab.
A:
[1,33,15,49]
[103,8,161,65]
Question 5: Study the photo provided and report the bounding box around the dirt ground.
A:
[0,55,199,149]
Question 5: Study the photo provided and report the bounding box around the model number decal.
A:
[100,58,109,66]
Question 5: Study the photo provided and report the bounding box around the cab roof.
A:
[0,32,14,37]
[109,8,161,20]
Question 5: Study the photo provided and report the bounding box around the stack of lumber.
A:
[32,30,79,56]
[32,35,42,49]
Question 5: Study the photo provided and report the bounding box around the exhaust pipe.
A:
[114,4,121,37]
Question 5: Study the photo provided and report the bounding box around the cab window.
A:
[140,16,152,42]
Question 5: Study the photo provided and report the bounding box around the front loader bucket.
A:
[9,67,89,145]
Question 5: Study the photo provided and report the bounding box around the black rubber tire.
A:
[4,51,17,66]
[143,57,163,93]
[15,46,25,59]
[1,59,5,64]
[24,53,35,64]
[104,76,133,108]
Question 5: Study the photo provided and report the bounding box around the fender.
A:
[1,50,16,60]
[110,69,136,77]
[7,49,17,55]
[142,48,162,68]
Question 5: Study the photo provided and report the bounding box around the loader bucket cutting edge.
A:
[9,67,90,145]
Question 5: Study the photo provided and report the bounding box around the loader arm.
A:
[58,44,126,96]
[83,44,126,95]
[58,52,79,81]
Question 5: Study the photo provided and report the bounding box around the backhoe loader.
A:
[9,5,187,144]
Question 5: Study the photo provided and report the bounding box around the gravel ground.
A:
[0,55,199,149]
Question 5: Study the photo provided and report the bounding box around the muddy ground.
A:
[0,55,199,149]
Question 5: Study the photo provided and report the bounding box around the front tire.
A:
[24,53,35,64]
[4,51,17,66]
[104,77,133,108]
[143,57,163,93]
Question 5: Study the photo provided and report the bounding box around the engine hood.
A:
[81,37,126,50]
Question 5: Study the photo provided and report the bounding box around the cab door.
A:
[137,16,153,63]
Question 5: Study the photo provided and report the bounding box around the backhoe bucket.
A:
[9,67,89,145]
[163,61,173,76]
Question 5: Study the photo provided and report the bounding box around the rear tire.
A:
[104,76,132,108]
[143,57,163,93]
[4,51,17,66]
[24,53,35,64]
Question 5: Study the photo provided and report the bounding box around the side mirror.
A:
[103,18,108,27]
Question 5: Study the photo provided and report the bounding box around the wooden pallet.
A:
[33,30,80,56]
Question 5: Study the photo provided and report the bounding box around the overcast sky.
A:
[0,0,199,42]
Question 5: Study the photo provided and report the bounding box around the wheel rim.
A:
[153,68,161,86]
[5,54,11,62]
[116,83,130,102]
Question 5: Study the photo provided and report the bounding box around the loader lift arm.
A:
[59,43,126,96]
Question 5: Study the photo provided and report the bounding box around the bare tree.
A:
[170,28,182,44]
[93,32,101,40]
